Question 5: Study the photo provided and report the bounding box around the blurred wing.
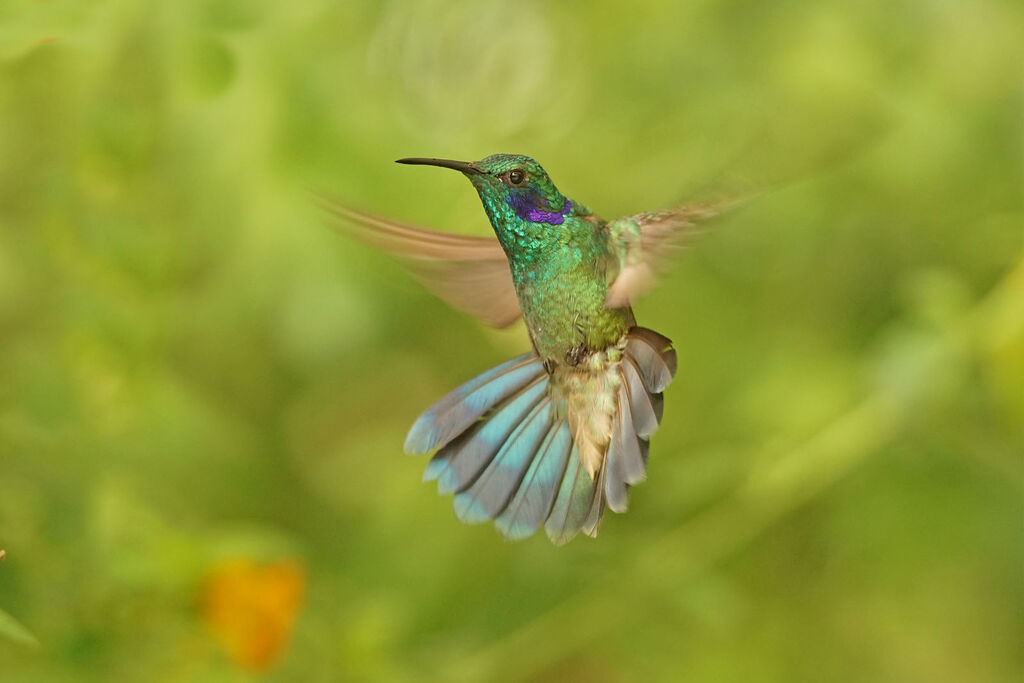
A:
[604,197,741,308]
[318,198,522,328]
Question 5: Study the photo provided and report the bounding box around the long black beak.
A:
[396,157,484,174]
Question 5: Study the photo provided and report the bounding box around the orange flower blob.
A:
[200,559,305,672]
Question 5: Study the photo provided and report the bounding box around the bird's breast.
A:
[514,262,634,366]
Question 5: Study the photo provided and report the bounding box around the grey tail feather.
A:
[584,326,677,536]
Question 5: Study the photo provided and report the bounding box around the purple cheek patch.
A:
[507,196,572,225]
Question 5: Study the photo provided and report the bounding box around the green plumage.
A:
[466,154,634,363]
[327,153,728,543]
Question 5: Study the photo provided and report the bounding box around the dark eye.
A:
[506,169,526,186]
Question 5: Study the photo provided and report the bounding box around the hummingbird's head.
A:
[396,154,572,229]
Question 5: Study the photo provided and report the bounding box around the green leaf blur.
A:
[1,0,1021,681]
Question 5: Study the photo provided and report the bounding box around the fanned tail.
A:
[406,327,676,544]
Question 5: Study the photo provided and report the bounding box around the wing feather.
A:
[318,198,522,328]
[604,198,741,307]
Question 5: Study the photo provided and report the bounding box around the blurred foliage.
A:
[1,0,1022,681]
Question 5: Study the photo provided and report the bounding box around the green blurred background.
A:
[1,0,1022,681]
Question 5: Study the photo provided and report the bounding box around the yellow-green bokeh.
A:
[1,0,1021,681]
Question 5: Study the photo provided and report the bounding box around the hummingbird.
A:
[324,154,731,544]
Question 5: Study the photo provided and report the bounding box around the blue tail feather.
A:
[429,379,547,495]
[496,421,573,540]
[544,446,598,545]
[410,327,676,543]
[453,400,553,523]
[405,353,543,454]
